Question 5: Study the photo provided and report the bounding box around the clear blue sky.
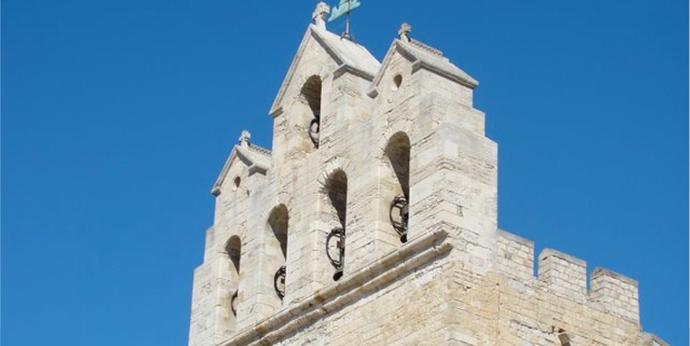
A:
[2,0,687,345]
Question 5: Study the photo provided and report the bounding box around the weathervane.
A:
[328,0,362,40]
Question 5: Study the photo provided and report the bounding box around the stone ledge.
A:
[497,229,534,248]
[591,267,638,288]
[219,229,451,346]
[539,248,586,268]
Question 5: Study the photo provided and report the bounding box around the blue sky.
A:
[2,0,687,345]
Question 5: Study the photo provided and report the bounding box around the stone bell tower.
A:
[188,4,667,345]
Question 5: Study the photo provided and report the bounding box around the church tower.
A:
[188,4,667,345]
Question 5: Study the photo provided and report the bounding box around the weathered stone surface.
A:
[188,8,666,346]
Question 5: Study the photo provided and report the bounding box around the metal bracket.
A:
[230,290,238,316]
[309,116,320,148]
[274,265,286,300]
[390,195,409,243]
[326,227,345,281]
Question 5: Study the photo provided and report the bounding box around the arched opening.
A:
[225,236,242,319]
[326,170,348,229]
[301,75,322,149]
[392,74,403,91]
[267,205,288,302]
[227,236,242,278]
[384,132,411,243]
[324,170,348,280]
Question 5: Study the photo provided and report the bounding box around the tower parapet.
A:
[539,248,588,301]
[590,267,640,323]
[496,230,534,282]
[497,229,642,325]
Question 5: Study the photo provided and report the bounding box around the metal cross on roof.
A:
[327,0,362,40]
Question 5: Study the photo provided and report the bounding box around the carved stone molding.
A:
[219,229,451,346]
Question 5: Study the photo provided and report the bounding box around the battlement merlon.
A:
[496,229,534,282]
[497,230,641,324]
[590,267,640,324]
[538,248,588,301]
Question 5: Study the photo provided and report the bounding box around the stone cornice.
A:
[218,229,452,346]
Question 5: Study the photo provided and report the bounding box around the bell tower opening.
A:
[225,236,242,320]
[384,132,411,243]
[301,75,322,149]
[324,170,348,281]
[267,205,289,304]
[326,170,348,230]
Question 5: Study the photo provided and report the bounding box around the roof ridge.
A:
[410,38,444,57]
[248,143,272,156]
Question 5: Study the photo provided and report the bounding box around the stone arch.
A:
[384,132,411,198]
[379,131,412,243]
[226,235,242,279]
[225,235,242,320]
[323,169,348,229]
[322,169,348,281]
[294,65,329,94]
[267,204,289,259]
[301,75,323,149]
[265,204,289,305]
[301,75,322,117]
[377,122,414,155]
[317,157,352,188]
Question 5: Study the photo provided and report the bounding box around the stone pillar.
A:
[408,70,498,282]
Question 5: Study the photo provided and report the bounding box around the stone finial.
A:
[313,2,330,29]
[238,130,251,147]
[398,22,412,42]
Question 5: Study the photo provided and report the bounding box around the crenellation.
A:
[538,248,588,301]
[496,229,535,282]
[590,267,640,323]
